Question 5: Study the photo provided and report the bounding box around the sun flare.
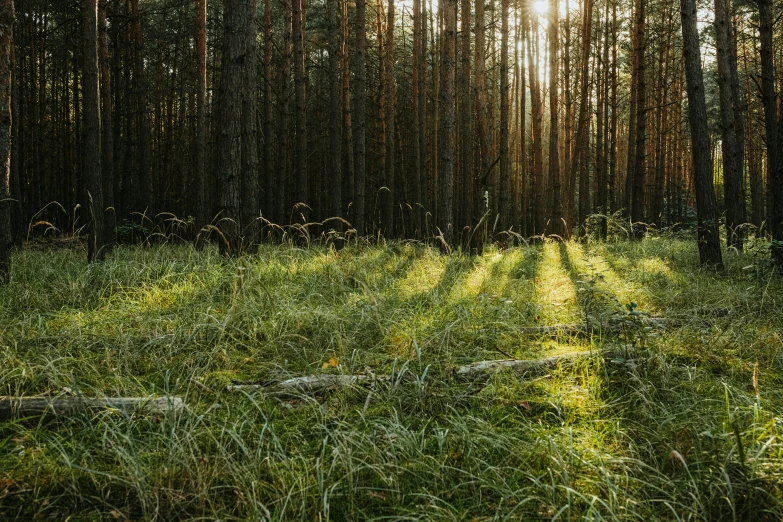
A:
[532,0,549,15]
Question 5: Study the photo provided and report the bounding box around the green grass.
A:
[1,237,783,520]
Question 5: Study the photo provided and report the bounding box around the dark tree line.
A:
[0,0,783,271]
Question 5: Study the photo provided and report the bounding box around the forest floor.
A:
[1,237,783,520]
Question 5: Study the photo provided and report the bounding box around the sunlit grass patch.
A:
[1,238,783,520]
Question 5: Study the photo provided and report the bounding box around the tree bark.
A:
[292,0,308,217]
[498,0,510,232]
[195,0,208,237]
[129,0,152,215]
[216,0,255,255]
[548,0,562,236]
[353,0,367,236]
[98,0,113,249]
[757,0,783,263]
[382,0,396,237]
[680,0,723,268]
[0,0,11,283]
[715,0,745,250]
[438,0,456,249]
[84,0,104,263]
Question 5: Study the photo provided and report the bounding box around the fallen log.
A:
[0,396,185,421]
[455,351,601,379]
[228,374,372,396]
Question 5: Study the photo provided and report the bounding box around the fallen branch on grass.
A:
[0,396,185,421]
[455,351,601,379]
[228,374,371,396]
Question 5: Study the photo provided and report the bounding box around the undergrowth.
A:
[1,238,782,520]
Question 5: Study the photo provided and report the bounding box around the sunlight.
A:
[532,0,548,15]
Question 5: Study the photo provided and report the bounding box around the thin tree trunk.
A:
[240,0,259,245]
[98,0,113,248]
[548,0,561,236]
[383,0,396,237]
[353,0,367,236]
[757,0,783,262]
[327,0,343,236]
[195,0,208,237]
[438,0,456,248]
[292,0,308,216]
[630,0,646,231]
[0,0,12,282]
[498,0,510,232]
[84,0,104,262]
[715,0,745,250]
[129,0,151,215]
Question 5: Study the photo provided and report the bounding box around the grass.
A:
[1,236,783,520]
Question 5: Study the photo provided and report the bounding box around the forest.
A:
[1,0,783,519]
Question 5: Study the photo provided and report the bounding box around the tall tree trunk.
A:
[292,0,308,216]
[263,0,273,228]
[459,0,472,237]
[548,0,561,236]
[630,0,646,231]
[519,7,528,237]
[195,0,208,237]
[0,0,12,282]
[757,0,783,263]
[240,0,259,245]
[474,0,490,244]
[498,0,510,232]
[327,0,343,236]
[340,0,354,226]
[353,0,367,236]
[715,0,745,249]
[382,0,396,237]
[413,0,423,236]
[573,0,593,231]
[609,0,618,213]
[528,18,544,235]
[129,0,151,215]
[98,0,113,248]
[438,0,456,248]
[680,0,723,268]
[277,0,292,224]
[216,0,254,255]
[84,0,104,262]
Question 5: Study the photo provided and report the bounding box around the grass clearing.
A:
[1,237,783,520]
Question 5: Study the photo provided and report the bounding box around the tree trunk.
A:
[382,0,396,237]
[292,0,308,216]
[438,0,456,249]
[459,0,472,237]
[680,0,723,268]
[0,0,11,283]
[573,0,593,232]
[239,0,259,245]
[216,0,254,255]
[757,0,783,263]
[327,0,343,236]
[353,0,367,236]
[195,0,208,237]
[498,0,510,232]
[630,0,646,232]
[129,0,151,215]
[548,0,561,236]
[277,0,292,225]
[473,0,490,244]
[98,0,113,249]
[84,0,104,263]
[715,0,745,250]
